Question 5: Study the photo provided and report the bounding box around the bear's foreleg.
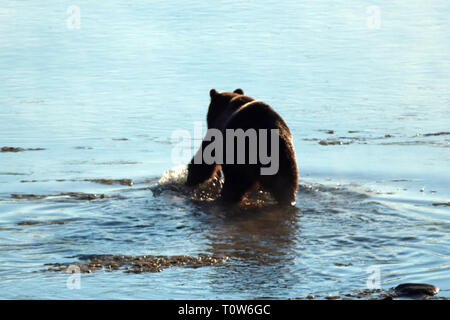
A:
[186,140,218,186]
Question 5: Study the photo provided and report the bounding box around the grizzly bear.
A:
[186,89,298,206]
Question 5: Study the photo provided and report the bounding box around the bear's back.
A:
[227,100,292,139]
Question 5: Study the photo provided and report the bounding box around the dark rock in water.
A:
[11,193,47,200]
[11,192,107,201]
[318,140,353,146]
[1,146,45,152]
[17,220,66,226]
[394,283,439,297]
[423,132,450,137]
[27,148,45,151]
[334,262,353,267]
[84,178,134,186]
[19,178,134,186]
[432,202,450,207]
[0,172,29,176]
[1,146,23,152]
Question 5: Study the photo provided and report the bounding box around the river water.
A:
[0,1,449,299]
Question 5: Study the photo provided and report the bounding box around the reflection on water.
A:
[205,206,299,297]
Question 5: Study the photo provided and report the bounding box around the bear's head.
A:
[206,88,246,129]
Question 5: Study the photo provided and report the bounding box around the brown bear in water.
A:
[186,89,298,206]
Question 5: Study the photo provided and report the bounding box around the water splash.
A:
[157,164,188,186]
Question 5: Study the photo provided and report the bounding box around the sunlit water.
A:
[0,1,449,299]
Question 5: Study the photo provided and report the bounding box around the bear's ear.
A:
[210,89,218,98]
[234,88,244,95]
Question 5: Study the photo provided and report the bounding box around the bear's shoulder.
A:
[229,95,254,111]
[227,100,290,133]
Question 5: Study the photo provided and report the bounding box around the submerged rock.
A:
[423,132,450,137]
[17,220,66,226]
[0,172,29,176]
[1,146,45,152]
[11,194,47,200]
[11,192,107,201]
[318,140,353,146]
[432,202,450,207]
[19,177,134,186]
[84,178,134,186]
[1,147,23,152]
[74,146,93,150]
[44,253,228,274]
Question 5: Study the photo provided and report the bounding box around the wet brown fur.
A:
[187,89,298,206]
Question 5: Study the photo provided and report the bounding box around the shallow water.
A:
[1,1,449,299]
